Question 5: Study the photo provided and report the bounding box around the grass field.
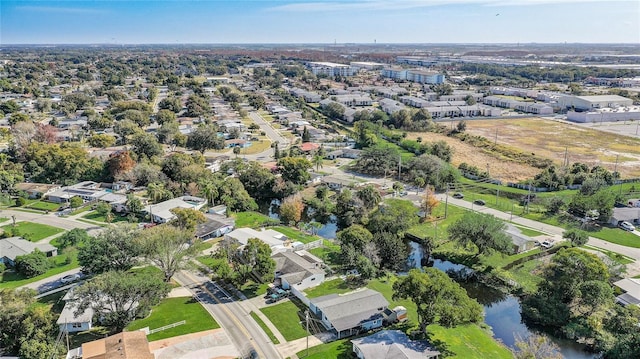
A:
[126,296,220,341]
[260,300,308,341]
[232,211,278,228]
[250,311,280,345]
[238,139,272,155]
[296,338,352,359]
[272,226,321,244]
[24,200,60,211]
[466,118,640,179]
[83,210,131,223]
[1,221,65,241]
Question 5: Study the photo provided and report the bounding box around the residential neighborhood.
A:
[0,39,640,359]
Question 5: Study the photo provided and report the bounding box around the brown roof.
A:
[82,331,154,359]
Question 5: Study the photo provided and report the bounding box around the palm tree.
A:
[146,183,164,203]
[198,179,218,206]
[312,155,323,172]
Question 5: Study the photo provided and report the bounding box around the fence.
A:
[302,239,323,250]
[148,320,186,335]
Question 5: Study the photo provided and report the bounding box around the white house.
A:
[224,228,294,250]
[142,196,207,224]
[57,289,94,333]
[272,250,325,291]
[352,330,440,359]
[46,181,109,204]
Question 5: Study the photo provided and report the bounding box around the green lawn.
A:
[407,204,468,242]
[0,250,79,289]
[273,226,321,244]
[24,201,60,211]
[304,278,355,299]
[240,281,270,298]
[232,211,278,228]
[308,240,341,267]
[512,225,546,237]
[250,311,280,345]
[296,338,352,359]
[126,296,220,341]
[83,211,132,223]
[1,221,65,241]
[260,300,308,341]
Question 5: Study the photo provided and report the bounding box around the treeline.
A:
[457,63,640,83]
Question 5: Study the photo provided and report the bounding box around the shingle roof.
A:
[311,289,388,332]
[0,237,56,261]
[351,330,441,359]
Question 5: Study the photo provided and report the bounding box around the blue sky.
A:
[1,1,638,44]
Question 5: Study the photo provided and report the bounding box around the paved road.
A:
[173,270,282,359]
[249,111,289,147]
[20,268,84,293]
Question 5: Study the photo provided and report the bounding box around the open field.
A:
[404,131,539,182]
[465,118,640,179]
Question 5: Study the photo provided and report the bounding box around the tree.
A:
[33,123,58,144]
[513,334,563,359]
[155,109,177,125]
[187,125,225,153]
[14,250,50,278]
[563,228,589,247]
[367,199,418,235]
[125,194,143,214]
[242,238,276,283]
[9,113,29,126]
[69,196,83,209]
[277,157,312,185]
[73,270,170,331]
[420,186,440,220]
[169,207,206,230]
[448,212,513,256]
[393,268,483,333]
[356,185,382,212]
[301,126,311,142]
[57,228,91,249]
[158,97,182,113]
[233,146,241,157]
[95,202,113,223]
[279,194,305,226]
[107,150,136,180]
[137,225,201,282]
[337,225,374,267]
[335,189,367,229]
[114,119,143,145]
[373,232,408,272]
[312,154,323,172]
[130,132,163,159]
[78,225,142,274]
[88,133,116,148]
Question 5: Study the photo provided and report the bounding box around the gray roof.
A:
[0,237,56,261]
[611,207,640,222]
[310,289,389,332]
[195,214,235,238]
[351,330,441,359]
[273,250,324,285]
[614,278,640,303]
[505,224,537,247]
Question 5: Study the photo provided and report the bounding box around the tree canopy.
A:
[448,212,513,256]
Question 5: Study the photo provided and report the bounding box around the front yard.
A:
[126,296,220,341]
[260,300,308,341]
[1,221,65,241]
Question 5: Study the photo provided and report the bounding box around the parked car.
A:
[619,221,636,232]
[267,288,289,303]
[452,192,464,199]
[540,240,554,249]
[473,199,486,206]
[61,273,81,284]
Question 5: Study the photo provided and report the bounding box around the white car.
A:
[60,273,81,284]
[619,221,636,232]
[540,240,554,249]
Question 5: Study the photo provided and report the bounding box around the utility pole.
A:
[305,310,310,358]
[444,185,449,218]
[398,155,402,179]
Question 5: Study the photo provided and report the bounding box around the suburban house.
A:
[272,250,325,291]
[224,228,301,250]
[195,214,235,240]
[609,207,640,226]
[0,237,58,266]
[614,278,640,306]
[321,175,361,191]
[79,331,154,359]
[505,224,538,254]
[351,330,441,359]
[309,288,389,338]
[325,148,362,160]
[142,196,207,224]
[46,181,109,204]
[14,182,61,199]
[57,289,94,333]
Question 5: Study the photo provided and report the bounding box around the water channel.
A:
[264,200,596,358]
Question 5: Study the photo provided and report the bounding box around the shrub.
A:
[15,250,51,278]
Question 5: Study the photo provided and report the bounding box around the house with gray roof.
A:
[505,224,538,254]
[195,214,235,240]
[614,278,640,306]
[272,250,325,291]
[142,196,207,224]
[609,207,640,226]
[309,288,389,338]
[352,330,440,359]
[57,288,94,333]
[0,237,57,266]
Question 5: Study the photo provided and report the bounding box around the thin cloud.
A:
[16,6,107,15]
[268,0,629,12]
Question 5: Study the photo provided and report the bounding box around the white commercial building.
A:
[567,106,640,123]
[558,95,633,111]
[307,62,357,77]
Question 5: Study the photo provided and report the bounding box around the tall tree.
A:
[393,268,483,333]
[277,157,312,185]
[137,225,201,282]
[78,225,142,274]
[169,207,206,230]
[279,194,305,226]
[73,270,170,331]
[242,238,276,282]
[448,212,513,256]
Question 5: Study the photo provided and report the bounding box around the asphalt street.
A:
[173,270,282,359]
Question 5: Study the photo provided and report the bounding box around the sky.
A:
[1,0,639,44]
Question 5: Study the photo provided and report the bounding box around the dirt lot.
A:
[407,117,640,182]
[465,118,640,179]
[405,132,540,183]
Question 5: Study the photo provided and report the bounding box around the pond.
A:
[261,199,338,239]
[409,241,597,359]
